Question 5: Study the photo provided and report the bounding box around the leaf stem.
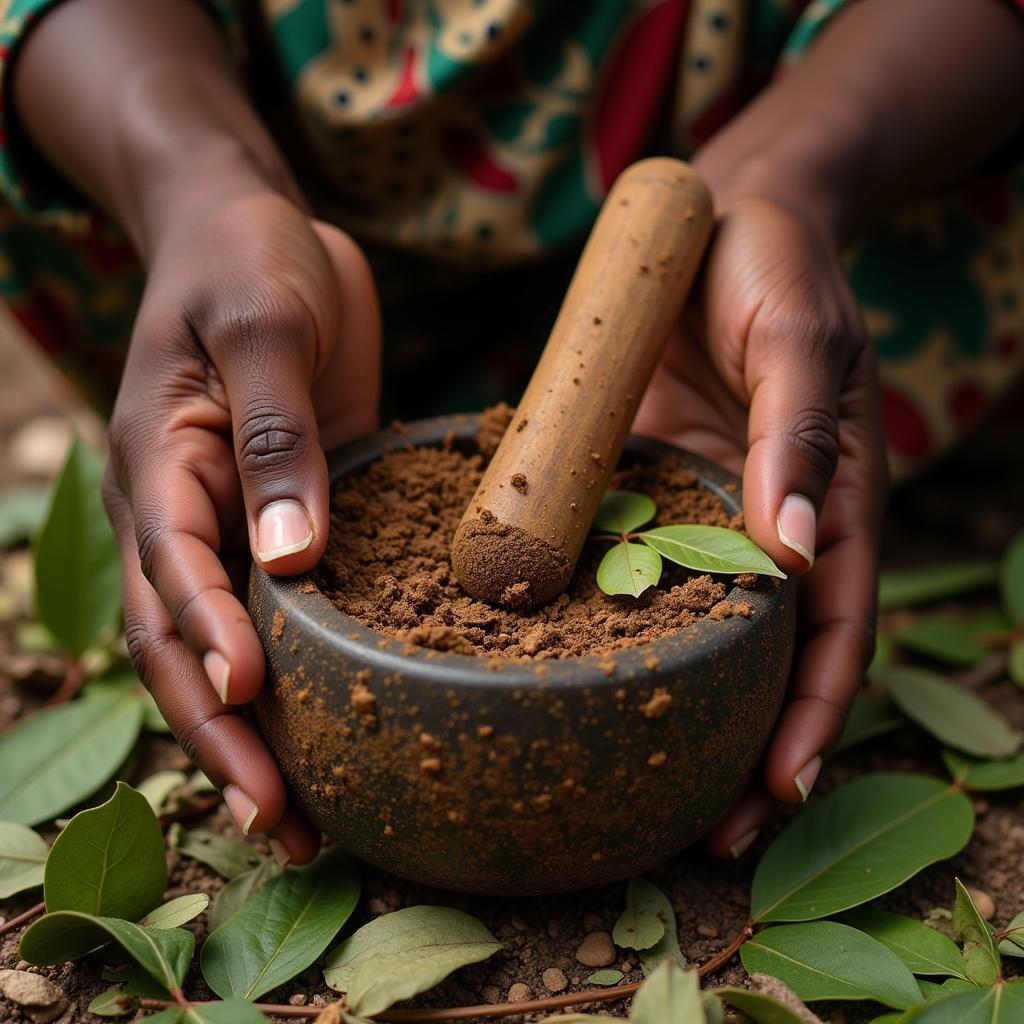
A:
[45,657,87,706]
[135,920,754,1021]
[0,900,45,936]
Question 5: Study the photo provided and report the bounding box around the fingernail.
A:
[223,784,259,835]
[203,650,230,704]
[794,755,823,802]
[776,493,816,567]
[729,829,759,859]
[269,838,291,868]
[257,499,313,562]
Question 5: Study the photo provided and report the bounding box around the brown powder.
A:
[510,472,528,494]
[314,425,752,659]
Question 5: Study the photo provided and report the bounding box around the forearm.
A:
[13,0,299,259]
[694,0,1024,242]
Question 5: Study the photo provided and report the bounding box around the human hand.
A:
[634,193,887,857]
[103,182,381,864]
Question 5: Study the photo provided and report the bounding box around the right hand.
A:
[103,183,381,864]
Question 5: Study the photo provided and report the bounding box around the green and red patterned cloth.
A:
[0,0,1021,476]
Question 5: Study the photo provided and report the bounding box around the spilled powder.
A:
[314,424,750,659]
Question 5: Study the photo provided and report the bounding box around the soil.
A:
[314,411,748,659]
[2,326,1024,1024]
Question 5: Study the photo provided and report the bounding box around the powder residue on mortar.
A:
[313,411,752,659]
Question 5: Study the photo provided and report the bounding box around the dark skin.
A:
[14,0,1024,864]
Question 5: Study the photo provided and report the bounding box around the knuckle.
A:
[235,406,309,477]
[134,511,168,586]
[123,616,172,691]
[206,288,311,359]
[177,713,229,766]
[785,406,840,482]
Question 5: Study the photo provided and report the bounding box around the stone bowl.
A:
[249,415,795,895]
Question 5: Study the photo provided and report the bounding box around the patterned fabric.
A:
[0,0,1020,478]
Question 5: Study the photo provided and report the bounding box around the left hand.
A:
[634,193,888,857]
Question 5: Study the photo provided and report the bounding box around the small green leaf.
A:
[613,878,666,952]
[323,905,502,1017]
[1001,530,1024,625]
[895,618,988,666]
[867,634,894,682]
[739,922,923,1008]
[879,562,998,612]
[942,749,1024,791]
[207,858,282,933]
[593,490,657,534]
[34,438,121,655]
[45,781,166,920]
[596,541,661,597]
[135,770,188,813]
[640,524,785,578]
[0,486,49,548]
[884,667,1022,758]
[900,980,1024,1022]
[201,848,359,1001]
[918,978,977,1001]
[0,677,145,825]
[139,894,210,929]
[0,820,48,897]
[834,694,905,753]
[715,986,810,1024]
[88,987,137,1018]
[182,999,269,1024]
[844,908,966,978]
[998,911,1024,959]
[20,912,193,994]
[623,879,684,975]
[586,969,624,986]
[168,824,266,880]
[954,879,999,986]
[630,960,703,1023]
[750,773,974,923]
[1009,641,1024,689]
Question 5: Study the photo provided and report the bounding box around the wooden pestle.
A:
[451,158,714,609]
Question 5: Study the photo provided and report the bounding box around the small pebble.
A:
[966,885,995,920]
[697,923,719,939]
[288,993,308,1006]
[481,986,501,1004]
[542,968,568,993]
[507,983,531,1002]
[576,931,617,967]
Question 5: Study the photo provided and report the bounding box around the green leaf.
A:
[1009,641,1024,689]
[596,541,661,598]
[45,781,166,920]
[844,908,966,978]
[20,912,193,994]
[182,999,269,1024]
[715,986,809,1024]
[0,485,49,548]
[323,905,502,1017]
[879,562,998,612]
[998,911,1024,959]
[613,878,666,952]
[919,978,976,1001]
[139,893,210,929]
[1000,530,1024,625]
[140,692,172,733]
[895,618,988,666]
[207,858,282,933]
[867,633,894,682]
[136,770,188,813]
[630,960,703,1023]
[942,749,1024,791]
[586,969,624,986]
[201,848,359,1001]
[639,524,785,578]
[168,824,266,880]
[0,820,48,897]
[884,667,1021,758]
[622,879,685,975]
[593,490,657,534]
[88,987,137,1017]
[954,879,999,986]
[739,922,923,1009]
[34,438,121,655]
[834,694,905,753]
[0,677,145,825]
[900,980,1024,1022]
[750,773,973,923]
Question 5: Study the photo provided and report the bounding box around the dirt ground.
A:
[2,318,1024,1024]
